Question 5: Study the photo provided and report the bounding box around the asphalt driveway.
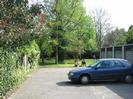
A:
[8,68,133,99]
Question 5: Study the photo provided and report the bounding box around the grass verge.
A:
[39,59,95,68]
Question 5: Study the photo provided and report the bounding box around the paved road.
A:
[9,68,133,99]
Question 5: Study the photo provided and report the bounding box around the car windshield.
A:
[87,60,101,67]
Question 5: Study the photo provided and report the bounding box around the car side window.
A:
[113,60,124,68]
[96,61,110,69]
[108,60,115,68]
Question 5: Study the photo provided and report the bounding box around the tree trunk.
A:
[55,46,58,64]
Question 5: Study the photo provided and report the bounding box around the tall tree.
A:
[92,8,112,50]
[40,0,96,63]
[65,15,96,59]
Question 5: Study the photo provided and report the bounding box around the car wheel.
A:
[125,75,133,83]
[80,75,90,85]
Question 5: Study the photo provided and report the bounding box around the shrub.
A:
[0,40,40,98]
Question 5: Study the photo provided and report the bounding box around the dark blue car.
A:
[68,59,133,84]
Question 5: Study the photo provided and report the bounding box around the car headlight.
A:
[69,72,74,76]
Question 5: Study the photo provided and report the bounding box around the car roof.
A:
[99,58,127,61]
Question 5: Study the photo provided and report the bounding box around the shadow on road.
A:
[105,82,133,99]
[56,81,82,87]
[56,81,126,87]
[56,81,133,99]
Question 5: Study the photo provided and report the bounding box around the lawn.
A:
[39,59,95,68]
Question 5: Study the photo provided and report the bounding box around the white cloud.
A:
[84,0,133,31]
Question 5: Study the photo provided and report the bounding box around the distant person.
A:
[93,54,97,61]
[74,59,80,67]
[81,59,86,66]
[74,59,78,67]
[77,59,80,67]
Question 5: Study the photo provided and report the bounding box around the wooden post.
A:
[23,55,27,70]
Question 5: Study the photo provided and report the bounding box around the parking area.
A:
[8,68,133,99]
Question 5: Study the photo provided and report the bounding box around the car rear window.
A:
[120,60,132,67]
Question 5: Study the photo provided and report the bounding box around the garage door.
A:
[125,50,133,64]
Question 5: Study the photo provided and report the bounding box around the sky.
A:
[83,0,133,31]
[29,0,133,31]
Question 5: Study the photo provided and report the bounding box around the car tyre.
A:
[125,75,133,83]
[80,75,90,85]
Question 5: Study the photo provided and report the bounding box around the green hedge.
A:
[0,40,40,98]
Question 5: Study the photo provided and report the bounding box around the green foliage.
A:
[39,0,96,61]
[0,0,38,48]
[64,15,96,55]
[20,40,40,68]
[0,40,40,98]
[114,28,127,46]
[39,59,95,68]
[126,25,133,44]
[103,28,126,47]
[0,49,17,97]
[30,4,42,16]
[38,28,53,56]
[0,0,41,98]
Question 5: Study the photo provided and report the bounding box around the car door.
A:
[91,60,113,80]
[108,60,128,80]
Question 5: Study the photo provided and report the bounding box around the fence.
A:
[100,44,133,64]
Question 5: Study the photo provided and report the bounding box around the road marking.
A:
[90,86,123,99]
